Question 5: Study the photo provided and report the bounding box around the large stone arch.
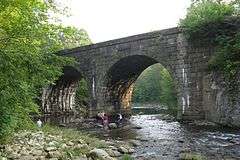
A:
[101,55,180,115]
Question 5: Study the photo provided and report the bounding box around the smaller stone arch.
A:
[41,66,90,114]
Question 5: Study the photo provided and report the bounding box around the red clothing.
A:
[103,115,108,125]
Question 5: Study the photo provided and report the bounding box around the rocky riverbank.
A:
[0,125,139,160]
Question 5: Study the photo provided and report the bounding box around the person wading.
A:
[116,113,123,127]
[102,113,109,130]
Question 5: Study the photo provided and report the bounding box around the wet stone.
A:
[108,123,118,129]
[128,140,141,147]
[88,148,114,160]
[106,149,122,157]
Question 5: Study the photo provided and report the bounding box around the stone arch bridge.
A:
[42,27,215,120]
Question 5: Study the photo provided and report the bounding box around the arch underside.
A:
[105,55,162,112]
[42,66,83,114]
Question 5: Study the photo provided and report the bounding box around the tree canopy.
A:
[0,0,91,142]
[180,0,240,78]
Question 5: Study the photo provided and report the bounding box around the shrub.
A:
[180,0,240,78]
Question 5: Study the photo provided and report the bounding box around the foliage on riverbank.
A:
[180,0,240,79]
[0,0,91,143]
[75,79,90,117]
[42,124,107,150]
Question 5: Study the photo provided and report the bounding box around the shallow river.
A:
[42,108,240,160]
[122,114,240,160]
[93,112,240,160]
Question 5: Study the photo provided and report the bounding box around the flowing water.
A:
[128,114,240,159]
[41,106,240,160]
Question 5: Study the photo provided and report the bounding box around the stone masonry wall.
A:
[203,71,240,127]
[54,27,206,120]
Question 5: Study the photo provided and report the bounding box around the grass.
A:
[40,124,108,159]
[42,124,107,149]
[121,154,134,160]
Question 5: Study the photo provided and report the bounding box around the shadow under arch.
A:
[104,55,179,115]
[42,66,88,114]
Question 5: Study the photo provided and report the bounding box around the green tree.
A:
[75,79,90,117]
[132,64,177,109]
[159,68,177,109]
[0,0,90,142]
[179,0,240,78]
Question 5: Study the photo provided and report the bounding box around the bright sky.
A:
[61,0,192,43]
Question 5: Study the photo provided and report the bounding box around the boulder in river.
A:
[118,145,135,154]
[106,149,122,157]
[135,137,148,142]
[108,123,118,129]
[128,139,141,147]
[132,125,142,129]
[88,148,115,160]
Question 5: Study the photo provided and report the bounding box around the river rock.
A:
[132,125,142,129]
[161,114,175,121]
[46,150,62,158]
[31,149,43,156]
[108,145,118,151]
[118,146,128,154]
[60,143,67,149]
[128,140,141,147]
[72,155,88,160]
[190,120,217,127]
[19,149,29,156]
[8,153,20,159]
[118,146,134,154]
[48,158,58,160]
[105,141,116,146]
[88,148,115,160]
[19,155,35,160]
[44,146,57,152]
[59,123,67,127]
[48,141,58,146]
[67,141,75,146]
[75,144,90,152]
[135,137,148,142]
[106,149,122,157]
[179,153,205,160]
[96,124,103,128]
[108,123,118,129]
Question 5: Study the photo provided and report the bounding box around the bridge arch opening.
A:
[42,66,90,116]
[132,63,178,115]
[104,55,179,115]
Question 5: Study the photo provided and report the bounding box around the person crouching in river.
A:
[102,113,109,130]
[116,113,123,127]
